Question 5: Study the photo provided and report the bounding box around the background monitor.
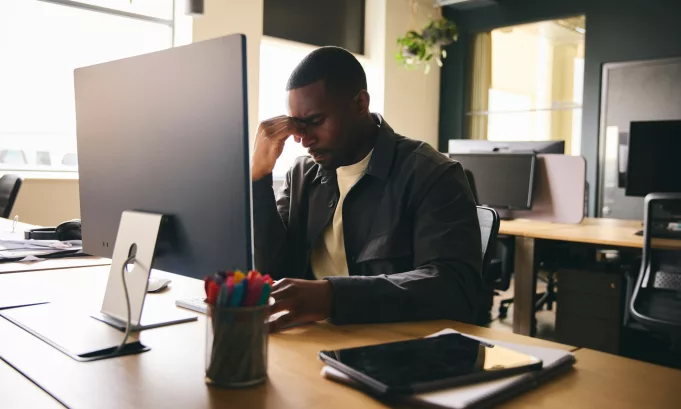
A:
[449,140,564,154]
[75,34,252,279]
[450,153,536,210]
[625,120,681,197]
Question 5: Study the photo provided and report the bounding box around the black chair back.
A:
[630,193,681,333]
[477,206,500,274]
[0,174,22,219]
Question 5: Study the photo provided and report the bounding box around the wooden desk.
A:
[0,266,575,409]
[501,348,681,409]
[0,358,64,409]
[500,217,681,249]
[0,217,111,274]
[499,218,681,335]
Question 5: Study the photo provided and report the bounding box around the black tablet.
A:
[319,333,542,395]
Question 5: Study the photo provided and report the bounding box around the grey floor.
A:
[488,278,558,342]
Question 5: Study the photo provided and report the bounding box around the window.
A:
[0,0,175,173]
[259,36,383,179]
[467,16,585,155]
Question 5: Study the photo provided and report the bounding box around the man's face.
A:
[288,81,361,170]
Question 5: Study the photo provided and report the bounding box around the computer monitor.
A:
[448,140,564,154]
[625,120,681,197]
[75,34,252,280]
[450,153,536,210]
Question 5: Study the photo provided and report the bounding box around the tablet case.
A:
[321,329,576,409]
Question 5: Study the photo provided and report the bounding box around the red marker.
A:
[244,276,264,307]
[204,276,213,296]
[207,281,220,305]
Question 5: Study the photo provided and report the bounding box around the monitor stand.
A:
[0,211,196,362]
[93,210,197,331]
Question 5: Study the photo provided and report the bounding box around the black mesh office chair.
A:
[0,174,22,219]
[475,206,500,324]
[630,193,681,335]
[464,167,558,322]
[465,169,508,323]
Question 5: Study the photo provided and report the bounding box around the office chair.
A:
[464,169,508,322]
[0,174,23,219]
[475,206,500,325]
[630,193,681,336]
[463,168,555,322]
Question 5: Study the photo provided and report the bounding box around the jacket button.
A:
[328,200,335,208]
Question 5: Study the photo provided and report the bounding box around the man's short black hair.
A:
[286,46,367,96]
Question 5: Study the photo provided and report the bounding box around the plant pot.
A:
[401,46,419,58]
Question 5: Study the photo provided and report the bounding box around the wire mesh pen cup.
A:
[205,304,269,387]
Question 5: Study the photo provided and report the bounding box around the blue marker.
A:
[228,281,246,307]
[257,283,271,306]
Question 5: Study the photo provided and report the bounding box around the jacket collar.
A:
[313,113,396,183]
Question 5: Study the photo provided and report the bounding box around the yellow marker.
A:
[233,270,245,284]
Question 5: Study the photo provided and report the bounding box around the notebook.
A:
[321,329,576,409]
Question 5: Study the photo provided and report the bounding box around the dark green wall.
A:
[439,0,681,215]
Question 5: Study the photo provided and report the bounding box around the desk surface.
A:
[0,358,64,409]
[3,266,681,409]
[0,266,577,409]
[500,217,681,249]
[0,256,111,274]
[502,348,681,409]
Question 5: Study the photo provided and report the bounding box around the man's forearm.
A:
[325,261,481,325]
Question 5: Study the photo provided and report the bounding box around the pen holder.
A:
[205,303,269,388]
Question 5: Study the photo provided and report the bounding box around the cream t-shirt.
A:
[310,150,373,279]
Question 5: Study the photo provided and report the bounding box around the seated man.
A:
[252,47,482,331]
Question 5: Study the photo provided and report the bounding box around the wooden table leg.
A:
[513,236,537,336]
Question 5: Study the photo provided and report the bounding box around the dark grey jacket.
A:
[252,115,482,325]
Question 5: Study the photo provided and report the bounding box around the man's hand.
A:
[269,278,333,332]
[252,116,301,181]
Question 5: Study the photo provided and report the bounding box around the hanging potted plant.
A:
[396,16,458,74]
[396,30,428,69]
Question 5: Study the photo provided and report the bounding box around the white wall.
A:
[192,0,264,144]
[191,0,440,148]
[8,178,80,226]
[367,0,441,148]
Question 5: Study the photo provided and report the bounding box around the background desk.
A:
[0,217,110,274]
[0,215,37,236]
[499,218,681,335]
